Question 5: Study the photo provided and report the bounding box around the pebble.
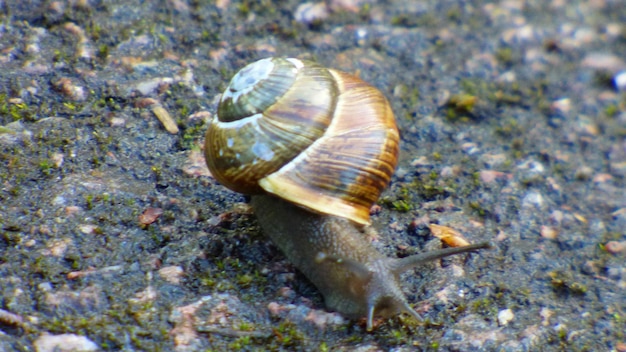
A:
[540,307,553,326]
[42,238,71,257]
[605,241,626,254]
[461,142,480,155]
[611,161,626,178]
[303,308,346,329]
[0,309,24,327]
[517,159,546,183]
[33,333,98,352]
[170,294,269,349]
[498,309,514,326]
[480,153,507,168]
[129,286,157,304]
[267,301,294,316]
[294,2,329,25]
[549,210,564,225]
[550,98,571,115]
[615,71,626,92]
[540,226,559,240]
[53,77,87,101]
[581,53,625,74]
[440,165,461,177]
[277,287,295,299]
[158,266,184,284]
[479,170,510,183]
[133,77,175,96]
[63,22,94,61]
[0,121,32,146]
[410,156,430,167]
[182,150,212,177]
[521,191,545,209]
[109,117,126,127]
[592,173,613,183]
[574,166,594,180]
[394,166,409,179]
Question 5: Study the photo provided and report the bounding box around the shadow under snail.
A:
[204,57,490,330]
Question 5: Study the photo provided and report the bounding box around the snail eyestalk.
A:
[391,241,492,275]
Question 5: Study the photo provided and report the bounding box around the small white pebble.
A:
[540,226,559,240]
[109,117,126,127]
[158,266,184,284]
[461,142,479,155]
[615,71,626,92]
[294,2,329,24]
[551,98,571,114]
[78,224,98,234]
[540,307,553,326]
[498,308,514,326]
[522,191,544,209]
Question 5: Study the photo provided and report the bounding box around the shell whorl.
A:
[205,57,399,225]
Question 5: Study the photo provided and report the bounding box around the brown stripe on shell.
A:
[259,70,399,225]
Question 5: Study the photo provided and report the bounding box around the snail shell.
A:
[204,57,399,225]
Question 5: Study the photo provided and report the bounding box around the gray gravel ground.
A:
[1,0,625,351]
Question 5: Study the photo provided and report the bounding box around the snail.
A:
[204,57,490,330]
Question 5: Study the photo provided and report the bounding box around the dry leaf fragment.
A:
[540,225,559,239]
[139,207,163,225]
[428,223,471,247]
[152,104,179,134]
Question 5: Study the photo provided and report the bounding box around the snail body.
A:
[205,57,489,330]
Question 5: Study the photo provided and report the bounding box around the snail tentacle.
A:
[390,241,492,275]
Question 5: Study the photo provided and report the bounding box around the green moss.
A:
[272,321,305,347]
[319,341,329,352]
[97,44,109,60]
[548,270,587,295]
[237,2,250,16]
[151,165,162,179]
[604,104,619,117]
[468,201,487,217]
[492,89,522,104]
[228,336,252,349]
[412,176,454,199]
[236,273,253,288]
[2,100,37,122]
[494,118,521,137]
[63,102,77,111]
[40,308,169,350]
[495,47,513,65]
[445,93,477,121]
[38,159,55,176]
[446,6,462,21]
[428,170,438,180]
[180,121,206,150]
[392,199,412,212]
[470,297,498,317]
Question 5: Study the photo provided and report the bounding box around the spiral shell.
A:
[205,57,399,225]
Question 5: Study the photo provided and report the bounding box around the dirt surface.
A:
[1,0,625,351]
